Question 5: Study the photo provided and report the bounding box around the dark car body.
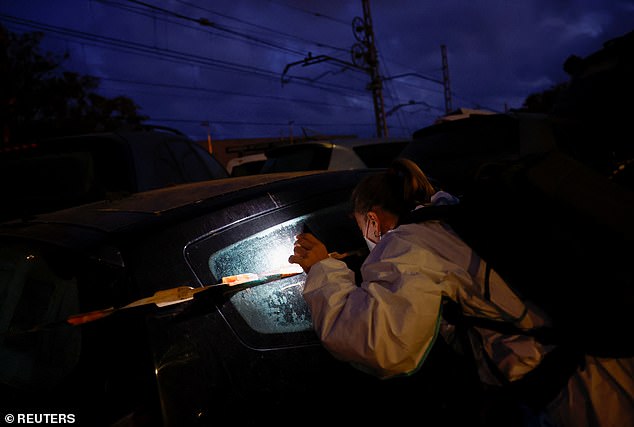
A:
[400,111,557,196]
[0,170,479,426]
[0,129,229,222]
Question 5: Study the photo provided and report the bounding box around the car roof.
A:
[0,170,374,240]
[261,141,367,173]
[332,138,410,168]
[225,153,267,176]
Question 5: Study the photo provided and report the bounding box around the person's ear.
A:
[366,211,381,239]
[367,211,378,227]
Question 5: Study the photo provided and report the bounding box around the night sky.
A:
[1,0,633,141]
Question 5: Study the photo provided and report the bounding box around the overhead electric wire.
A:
[150,117,378,128]
[0,13,370,100]
[0,14,272,77]
[98,0,307,57]
[108,0,367,86]
[114,0,357,79]
[376,48,412,135]
[265,0,350,26]
[1,1,410,137]
[98,76,374,111]
[96,1,371,90]
[172,0,349,54]
[261,0,477,119]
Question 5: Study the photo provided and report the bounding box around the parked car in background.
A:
[332,137,411,168]
[399,111,556,197]
[225,152,267,177]
[259,137,409,174]
[0,127,228,222]
[0,170,480,426]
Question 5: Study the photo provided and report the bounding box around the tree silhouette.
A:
[521,82,568,113]
[0,24,148,145]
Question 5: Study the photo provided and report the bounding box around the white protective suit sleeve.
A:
[303,229,447,379]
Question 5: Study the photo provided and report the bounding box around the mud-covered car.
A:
[0,170,480,426]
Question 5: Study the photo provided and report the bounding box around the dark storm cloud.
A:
[1,0,632,140]
[372,1,633,113]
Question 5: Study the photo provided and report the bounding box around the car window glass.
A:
[129,138,190,190]
[134,139,228,190]
[148,140,186,190]
[187,143,229,179]
[328,145,366,169]
[0,246,81,390]
[352,141,408,167]
[206,203,362,338]
[208,214,311,334]
[261,145,332,172]
[229,159,265,177]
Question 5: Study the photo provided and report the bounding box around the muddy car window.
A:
[207,203,360,335]
[209,213,310,334]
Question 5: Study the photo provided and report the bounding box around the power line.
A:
[111,0,355,72]
[100,0,306,56]
[97,0,375,90]
[108,0,367,84]
[151,117,377,128]
[0,3,422,138]
[98,76,374,111]
[265,0,350,26]
[0,13,370,99]
[172,0,349,54]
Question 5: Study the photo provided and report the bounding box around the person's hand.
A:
[288,233,329,273]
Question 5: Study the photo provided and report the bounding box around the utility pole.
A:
[282,0,388,137]
[441,44,453,114]
[355,0,388,137]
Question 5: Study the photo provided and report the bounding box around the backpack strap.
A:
[444,305,563,346]
[441,298,583,411]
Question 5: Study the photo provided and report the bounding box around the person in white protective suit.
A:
[289,158,633,427]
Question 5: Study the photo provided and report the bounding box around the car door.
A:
[0,237,159,426]
[146,182,374,424]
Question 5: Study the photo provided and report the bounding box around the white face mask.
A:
[364,236,377,251]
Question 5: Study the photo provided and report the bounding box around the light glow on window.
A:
[208,215,311,334]
[209,216,305,281]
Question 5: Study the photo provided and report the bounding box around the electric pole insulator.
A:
[351,43,368,68]
[352,16,366,41]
